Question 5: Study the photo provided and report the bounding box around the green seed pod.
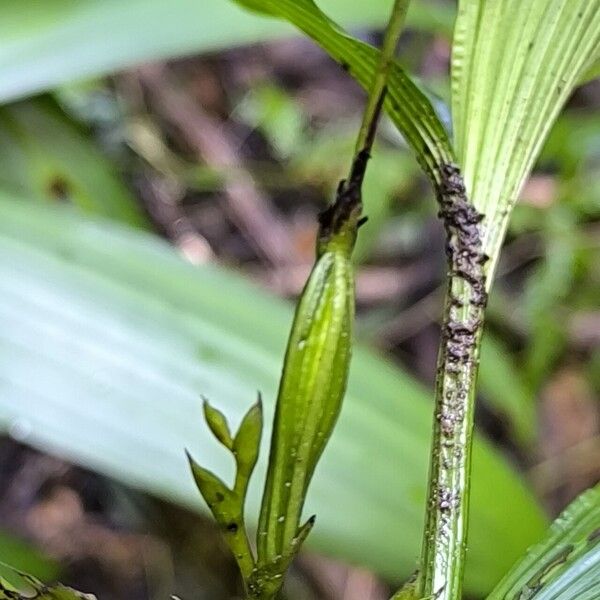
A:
[256,194,361,568]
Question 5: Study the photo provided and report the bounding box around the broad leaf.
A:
[452,0,600,275]
[231,0,454,183]
[0,196,546,595]
[0,0,453,105]
[0,96,148,228]
[487,486,600,600]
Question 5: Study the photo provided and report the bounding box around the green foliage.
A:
[230,0,453,184]
[0,194,546,595]
[579,57,600,85]
[0,1,454,104]
[452,0,600,276]
[487,486,600,599]
[188,399,263,588]
[0,565,93,599]
[203,401,235,450]
[0,535,58,587]
[484,105,600,444]
[0,0,597,597]
[523,206,579,390]
[0,96,148,227]
[479,334,536,447]
[255,178,361,596]
[289,128,419,261]
[237,85,306,160]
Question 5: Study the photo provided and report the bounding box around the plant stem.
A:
[417,165,488,600]
[336,0,410,236]
[353,0,410,162]
[251,4,411,600]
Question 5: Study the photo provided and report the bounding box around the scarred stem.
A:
[417,164,488,600]
[325,0,410,241]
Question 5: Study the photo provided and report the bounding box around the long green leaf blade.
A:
[487,486,600,600]
[452,0,600,275]
[0,196,546,595]
[0,1,454,105]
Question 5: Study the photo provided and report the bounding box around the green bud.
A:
[203,399,234,450]
[233,396,263,481]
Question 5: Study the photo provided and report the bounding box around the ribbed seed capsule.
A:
[256,199,360,568]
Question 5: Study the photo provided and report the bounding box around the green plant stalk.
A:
[416,165,488,600]
[253,2,411,597]
[188,398,264,598]
[354,0,410,156]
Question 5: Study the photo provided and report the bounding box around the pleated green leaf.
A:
[452,0,600,275]
[487,486,600,600]
[0,1,454,105]
[0,195,546,595]
[231,0,454,183]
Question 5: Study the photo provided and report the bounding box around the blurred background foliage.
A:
[0,1,597,599]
